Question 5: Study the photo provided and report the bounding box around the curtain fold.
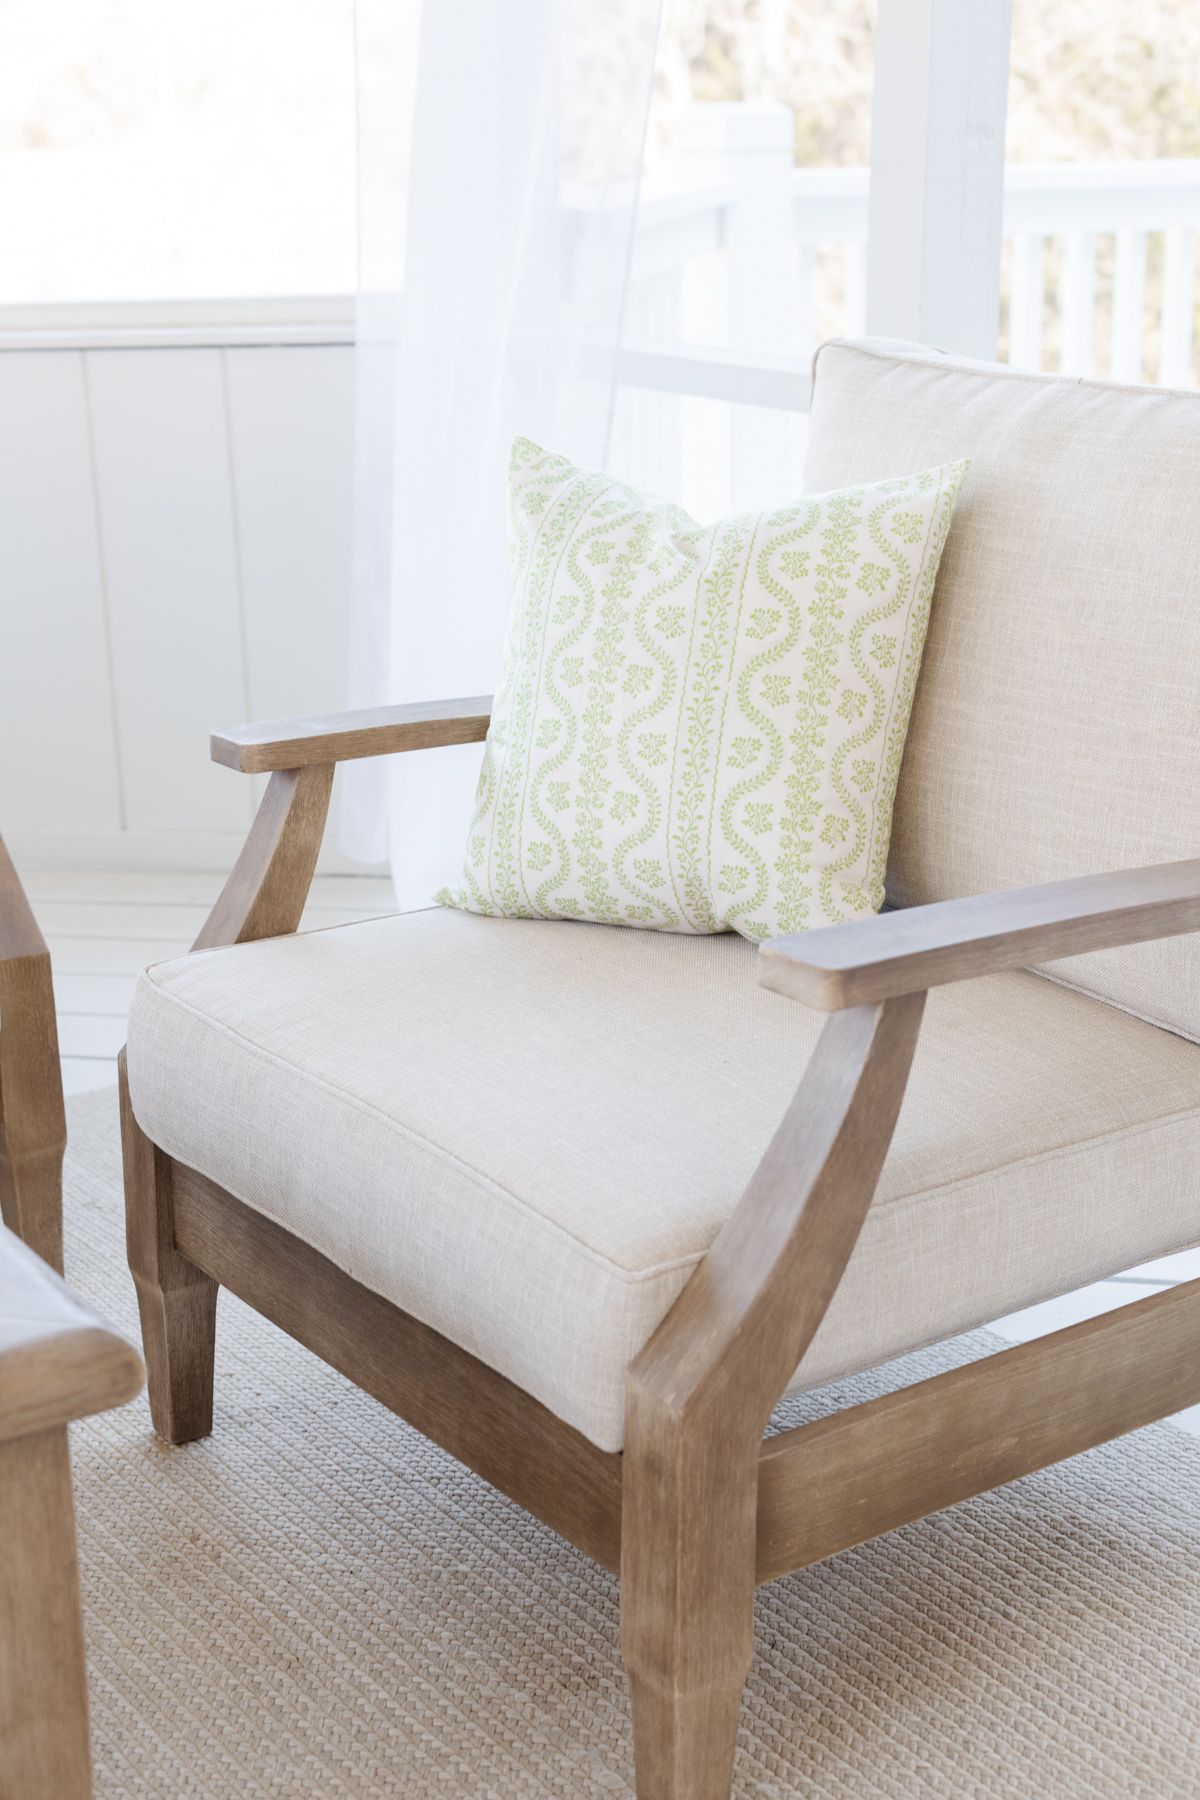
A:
[345,0,663,898]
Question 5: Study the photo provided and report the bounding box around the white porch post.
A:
[679,102,797,510]
[865,0,1013,359]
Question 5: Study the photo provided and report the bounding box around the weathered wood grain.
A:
[621,995,925,1798]
[211,696,492,774]
[0,834,67,1271]
[760,857,1200,1010]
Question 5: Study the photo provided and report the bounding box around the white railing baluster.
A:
[796,243,817,364]
[844,240,867,336]
[1111,229,1148,383]
[1007,232,1045,369]
[1158,228,1196,387]
[612,141,1200,451]
[1059,231,1096,376]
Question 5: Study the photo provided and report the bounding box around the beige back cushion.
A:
[804,337,1200,1041]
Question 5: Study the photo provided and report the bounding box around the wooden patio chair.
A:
[119,340,1200,1797]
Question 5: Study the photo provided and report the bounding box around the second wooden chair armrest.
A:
[1,1225,143,1800]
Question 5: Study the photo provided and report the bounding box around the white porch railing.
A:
[626,141,1194,394]
[626,150,1200,390]
[1003,161,1199,385]
[613,108,1200,513]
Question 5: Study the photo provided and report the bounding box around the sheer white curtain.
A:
[346,0,663,901]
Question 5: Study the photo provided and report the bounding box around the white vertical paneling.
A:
[866,0,1013,359]
[1007,233,1045,370]
[1111,229,1147,383]
[223,346,353,717]
[223,344,355,832]
[85,348,253,835]
[1159,227,1196,388]
[0,352,121,832]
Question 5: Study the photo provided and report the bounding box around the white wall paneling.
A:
[0,351,122,834]
[2,340,364,872]
[85,347,253,837]
[222,345,355,836]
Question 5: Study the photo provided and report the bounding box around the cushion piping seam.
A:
[134,968,1200,1292]
[133,971,705,1286]
[815,336,1200,405]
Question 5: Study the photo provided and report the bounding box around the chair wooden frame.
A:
[120,698,1200,1800]
[1,1223,144,1798]
[0,834,67,1273]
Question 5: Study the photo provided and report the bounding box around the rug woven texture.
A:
[62,1089,1200,1797]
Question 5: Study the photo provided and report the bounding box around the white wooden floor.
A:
[33,869,1200,1437]
[36,868,397,1097]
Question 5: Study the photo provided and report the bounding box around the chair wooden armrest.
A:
[0,1225,144,1441]
[624,853,1200,1748]
[211,696,493,773]
[1,1225,143,1799]
[195,697,493,951]
[640,856,1200,1448]
[0,836,67,1272]
[758,857,1200,1010]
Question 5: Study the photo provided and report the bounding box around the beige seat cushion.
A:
[804,337,1200,1043]
[127,909,1200,1452]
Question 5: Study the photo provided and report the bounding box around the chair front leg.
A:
[0,1138,65,1279]
[119,766,331,1442]
[0,1428,93,1798]
[621,1387,758,1800]
[620,993,926,1797]
[119,1054,217,1444]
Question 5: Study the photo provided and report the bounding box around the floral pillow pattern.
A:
[438,438,967,941]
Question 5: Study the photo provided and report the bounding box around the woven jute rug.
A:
[62,1088,1200,1797]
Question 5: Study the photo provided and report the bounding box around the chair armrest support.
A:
[195,696,492,950]
[627,992,925,1435]
[211,696,493,774]
[759,858,1200,1011]
[192,765,335,951]
[0,836,47,966]
[622,992,925,1663]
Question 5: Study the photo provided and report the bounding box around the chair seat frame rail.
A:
[119,697,1200,1800]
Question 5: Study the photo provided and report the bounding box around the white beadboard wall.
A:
[0,342,367,871]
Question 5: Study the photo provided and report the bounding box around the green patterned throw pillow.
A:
[438,438,968,940]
